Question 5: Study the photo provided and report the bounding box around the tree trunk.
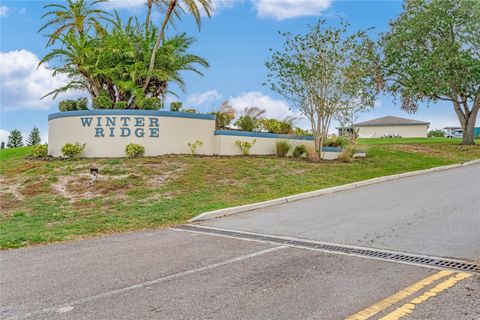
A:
[145,0,153,37]
[462,120,476,145]
[452,97,479,145]
[143,0,176,92]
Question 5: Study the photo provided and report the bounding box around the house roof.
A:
[355,116,430,127]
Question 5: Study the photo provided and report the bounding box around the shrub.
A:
[235,139,256,155]
[61,142,86,159]
[293,145,308,158]
[261,118,294,134]
[114,101,128,109]
[428,129,445,138]
[77,97,88,110]
[187,140,204,155]
[293,127,310,136]
[30,144,48,158]
[140,97,162,110]
[170,101,183,112]
[59,98,89,112]
[212,111,235,129]
[92,95,113,109]
[182,108,197,113]
[276,141,291,157]
[324,135,350,148]
[125,143,145,158]
[234,115,260,132]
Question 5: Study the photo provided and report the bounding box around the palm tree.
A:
[38,0,112,46]
[143,0,212,92]
[39,32,103,99]
[211,101,236,129]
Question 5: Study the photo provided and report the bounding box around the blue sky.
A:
[0,0,472,143]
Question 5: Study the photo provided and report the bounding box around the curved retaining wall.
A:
[48,110,338,158]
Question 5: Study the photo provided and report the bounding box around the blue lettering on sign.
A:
[80,117,93,127]
[121,127,131,137]
[134,117,145,127]
[149,117,159,127]
[120,117,131,126]
[80,116,162,138]
[106,117,116,127]
[149,128,159,137]
[95,127,105,137]
[135,128,145,137]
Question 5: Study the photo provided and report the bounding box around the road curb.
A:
[189,159,480,222]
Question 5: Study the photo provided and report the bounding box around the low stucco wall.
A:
[357,124,428,138]
[48,110,216,157]
[214,130,314,156]
[48,110,339,158]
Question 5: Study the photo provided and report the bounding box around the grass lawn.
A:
[1,138,479,249]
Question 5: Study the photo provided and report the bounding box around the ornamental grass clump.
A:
[293,145,308,158]
[125,143,145,158]
[61,142,86,159]
[276,141,291,157]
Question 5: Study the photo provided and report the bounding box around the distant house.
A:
[339,116,430,138]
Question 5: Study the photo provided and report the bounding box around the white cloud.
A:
[229,91,298,120]
[253,0,331,20]
[0,5,8,16]
[0,50,82,111]
[0,6,27,16]
[186,89,222,107]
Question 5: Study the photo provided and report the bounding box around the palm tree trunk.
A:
[143,0,177,93]
[145,0,153,37]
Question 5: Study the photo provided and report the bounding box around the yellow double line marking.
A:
[345,270,472,320]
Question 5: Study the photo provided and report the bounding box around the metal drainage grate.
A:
[175,224,480,273]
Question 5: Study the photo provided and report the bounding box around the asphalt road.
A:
[1,164,479,320]
[201,163,480,260]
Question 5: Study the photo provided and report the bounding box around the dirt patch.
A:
[0,192,19,213]
[4,161,41,176]
[0,178,24,201]
[19,180,51,197]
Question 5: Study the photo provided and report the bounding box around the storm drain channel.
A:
[175,224,480,273]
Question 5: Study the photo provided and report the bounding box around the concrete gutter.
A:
[189,159,480,222]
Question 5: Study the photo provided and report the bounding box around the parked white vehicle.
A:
[445,130,463,138]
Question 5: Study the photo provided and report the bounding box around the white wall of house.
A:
[357,124,428,138]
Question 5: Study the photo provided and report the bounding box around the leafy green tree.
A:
[7,129,23,148]
[26,127,42,146]
[266,20,377,159]
[379,0,480,145]
[1,142,5,150]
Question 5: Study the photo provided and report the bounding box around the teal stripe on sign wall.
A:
[48,110,216,121]
[214,129,314,141]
